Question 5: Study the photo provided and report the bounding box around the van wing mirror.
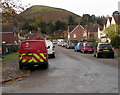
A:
[47,46,50,49]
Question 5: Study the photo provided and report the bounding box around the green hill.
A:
[19,5,81,23]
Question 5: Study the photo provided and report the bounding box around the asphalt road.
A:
[2,45,118,93]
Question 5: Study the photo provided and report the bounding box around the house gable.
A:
[111,16,116,25]
[69,25,85,41]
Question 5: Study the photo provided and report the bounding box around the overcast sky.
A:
[20,0,119,16]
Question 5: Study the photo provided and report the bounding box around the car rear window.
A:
[86,43,93,47]
[70,40,78,43]
[45,40,53,47]
[99,44,112,49]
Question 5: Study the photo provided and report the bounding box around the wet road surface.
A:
[2,45,118,93]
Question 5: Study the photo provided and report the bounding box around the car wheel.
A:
[111,54,114,59]
[83,50,85,53]
[94,52,96,57]
[52,52,56,58]
[96,53,100,58]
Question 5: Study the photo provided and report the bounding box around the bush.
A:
[111,36,120,49]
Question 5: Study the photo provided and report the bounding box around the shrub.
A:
[111,36,120,49]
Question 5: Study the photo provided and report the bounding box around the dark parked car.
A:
[94,43,114,58]
[66,40,78,49]
[81,42,94,53]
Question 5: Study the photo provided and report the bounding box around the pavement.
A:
[1,54,31,84]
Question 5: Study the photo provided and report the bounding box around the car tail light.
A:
[112,48,114,51]
[97,48,101,51]
[83,46,87,49]
[52,46,55,51]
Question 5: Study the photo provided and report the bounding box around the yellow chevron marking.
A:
[33,54,44,62]
[28,53,32,55]
[40,53,46,60]
[28,58,33,63]
[20,54,26,60]
[22,59,27,63]
[32,57,38,62]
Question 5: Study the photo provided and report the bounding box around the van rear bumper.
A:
[19,61,48,67]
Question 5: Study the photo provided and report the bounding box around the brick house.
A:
[24,28,45,40]
[53,30,64,38]
[87,23,103,41]
[1,26,19,45]
[63,30,68,39]
[68,25,85,41]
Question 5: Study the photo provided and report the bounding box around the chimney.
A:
[37,27,41,33]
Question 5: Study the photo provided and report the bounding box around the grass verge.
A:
[3,52,18,60]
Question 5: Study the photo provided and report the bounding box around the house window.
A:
[68,35,70,39]
[90,34,94,38]
[74,34,76,38]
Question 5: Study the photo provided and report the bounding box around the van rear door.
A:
[19,40,47,54]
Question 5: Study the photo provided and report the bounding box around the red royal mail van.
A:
[18,40,49,69]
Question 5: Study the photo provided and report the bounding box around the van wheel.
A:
[19,63,23,70]
[30,66,34,71]
[44,61,49,69]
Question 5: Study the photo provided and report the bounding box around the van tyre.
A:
[19,63,24,70]
[44,61,49,69]
[44,64,48,69]
[30,66,34,71]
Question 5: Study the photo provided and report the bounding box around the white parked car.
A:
[45,40,56,58]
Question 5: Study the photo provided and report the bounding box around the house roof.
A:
[24,31,45,40]
[54,30,63,33]
[63,30,68,34]
[69,25,84,34]
[35,31,45,39]
[108,17,112,23]
[67,25,77,33]
[102,18,107,25]
[113,15,120,25]
[2,25,14,32]
[88,23,103,32]
[102,15,120,26]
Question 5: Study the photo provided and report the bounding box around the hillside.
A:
[19,5,81,23]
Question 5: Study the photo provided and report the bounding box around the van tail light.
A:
[44,53,48,59]
[97,48,101,51]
